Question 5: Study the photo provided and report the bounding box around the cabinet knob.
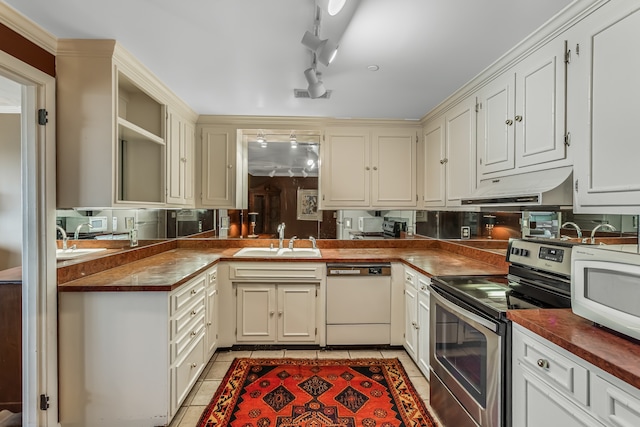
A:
[421,285,427,291]
[228,164,233,169]
[439,159,445,164]
[180,157,187,162]
[365,166,370,171]
[207,321,212,326]
[190,289,197,295]
[536,359,549,369]
[373,166,378,171]
[278,310,283,316]
[515,115,523,122]
[270,311,275,316]
[505,119,514,126]
[190,363,197,368]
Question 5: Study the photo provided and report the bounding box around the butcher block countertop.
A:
[57,241,508,292]
[508,309,640,391]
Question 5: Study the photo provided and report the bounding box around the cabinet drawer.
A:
[172,316,205,363]
[171,275,206,315]
[171,334,205,414]
[513,328,589,406]
[592,374,640,427]
[404,268,417,289]
[229,263,323,280]
[208,268,217,284]
[171,298,205,340]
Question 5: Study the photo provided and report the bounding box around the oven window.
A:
[434,305,487,405]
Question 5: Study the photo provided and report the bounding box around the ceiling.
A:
[3,0,574,120]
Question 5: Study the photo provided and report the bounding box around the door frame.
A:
[0,50,57,427]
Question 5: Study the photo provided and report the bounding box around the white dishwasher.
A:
[326,263,391,345]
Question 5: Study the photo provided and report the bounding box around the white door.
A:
[236,284,276,342]
[477,74,515,177]
[515,39,567,169]
[277,285,317,342]
[321,128,370,208]
[417,286,430,377]
[572,3,640,213]
[404,282,418,361]
[446,99,477,206]
[0,51,57,426]
[371,129,416,207]
[421,118,446,208]
[166,109,184,204]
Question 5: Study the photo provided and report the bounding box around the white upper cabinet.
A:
[166,108,195,207]
[477,38,568,180]
[57,39,196,209]
[420,97,477,209]
[198,126,239,208]
[571,2,640,213]
[321,126,417,209]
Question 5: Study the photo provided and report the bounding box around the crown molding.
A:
[0,2,57,54]
[197,114,421,130]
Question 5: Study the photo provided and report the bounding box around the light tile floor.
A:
[168,348,434,427]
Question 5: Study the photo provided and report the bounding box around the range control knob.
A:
[511,247,521,256]
[521,249,530,257]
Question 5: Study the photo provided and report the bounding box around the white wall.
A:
[0,113,22,269]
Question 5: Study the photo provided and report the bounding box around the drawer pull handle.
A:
[190,310,197,316]
[191,289,197,295]
[537,359,549,369]
[190,331,197,337]
[191,363,197,368]
[421,286,427,291]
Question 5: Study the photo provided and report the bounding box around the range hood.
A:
[461,166,573,209]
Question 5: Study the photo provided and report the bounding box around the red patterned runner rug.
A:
[197,358,437,427]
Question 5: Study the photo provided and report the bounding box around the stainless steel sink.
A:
[233,247,321,258]
[56,248,107,260]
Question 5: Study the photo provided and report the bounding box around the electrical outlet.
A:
[345,217,352,228]
[112,217,117,231]
[461,226,471,239]
[125,217,134,230]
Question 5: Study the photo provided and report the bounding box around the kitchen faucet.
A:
[277,222,286,249]
[74,222,93,240]
[288,236,298,249]
[590,223,616,244]
[308,236,316,249]
[560,221,583,240]
[56,225,69,250]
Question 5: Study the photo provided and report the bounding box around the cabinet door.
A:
[421,117,446,208]
[277,285,317,343]
[236,284,276,342]
[417,279,430,377]
[573,4,640,213]
[371,129,417,207]
[205,269,218,358]
[321,128,370,208]
[446,99,477,206]
[512,362,605,427]
[200,126,237,208]
[404,282,418,362]
[477,74,516,177]
[515,39,567,169]
[166,109,195,205]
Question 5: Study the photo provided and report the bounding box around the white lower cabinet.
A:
[59,267,217,427]
[403,266,430,377]
[205,267,219,359]
[512,324,640,427]
[236,283,318,343]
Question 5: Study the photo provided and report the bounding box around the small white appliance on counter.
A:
[572,244,640,341]
[357,216,384,233]
[65,216,108,233]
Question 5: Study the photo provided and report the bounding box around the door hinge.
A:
[416,194,418,202]
[216,333,218,339]
[564,132,571,146]
[565,42,571,64]
[38,109,48,125]
[315,327,318,336]
[574,179,579,192]
[475,102,482,112]
[315,289,318,297]
[40,394,49,410]
[235,288,237,296]
[322,194,325,201]
[576,43,580,56]
[415,132,419,143]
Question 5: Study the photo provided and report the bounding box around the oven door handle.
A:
[431,288,498,333]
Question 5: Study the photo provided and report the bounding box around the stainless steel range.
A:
[429,238,575,427]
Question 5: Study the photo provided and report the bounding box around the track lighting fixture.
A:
[301,30,339,67]
[269,168,276,178]
[304,68,326,99]
[288,169,294,177]
[302,169,309,178]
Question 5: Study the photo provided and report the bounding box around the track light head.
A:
[304,68,326,99]
[301,31,338,66]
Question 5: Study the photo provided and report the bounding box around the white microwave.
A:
[357,217,383,233]
[571,245,640,341]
